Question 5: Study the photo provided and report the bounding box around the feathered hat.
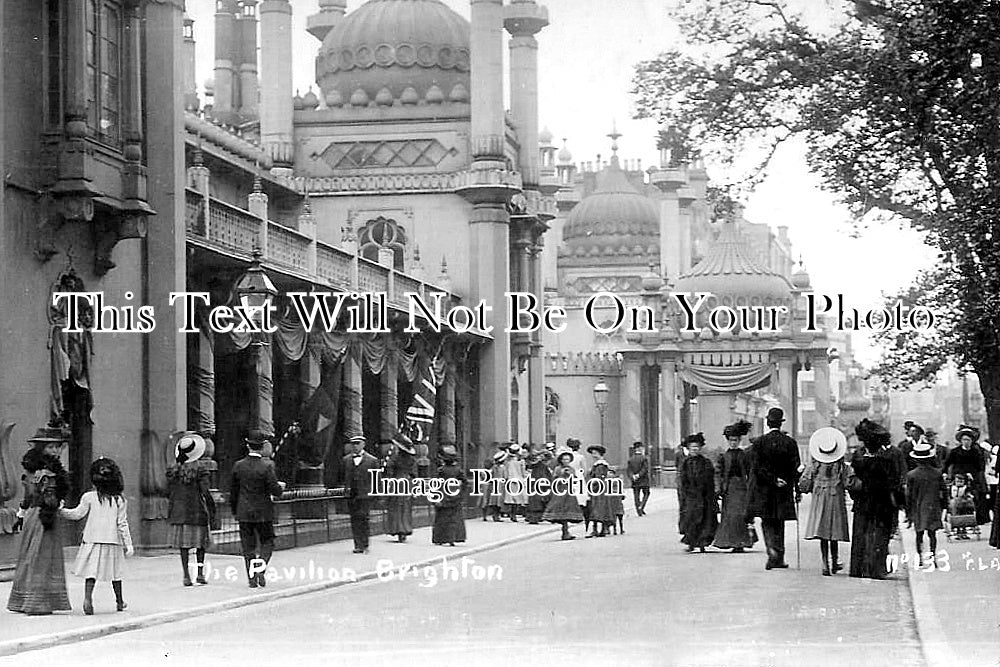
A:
[723,420,752,439]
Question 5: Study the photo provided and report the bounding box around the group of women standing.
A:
[677,420,757,553]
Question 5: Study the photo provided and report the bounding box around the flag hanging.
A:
[402,362,438,443]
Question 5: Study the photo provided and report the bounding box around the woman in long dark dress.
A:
[678,433,718,552]
[7,426,71,615]
[712,421,755,553]
[384,433,417,542]
[166,433,216,586]
[944,425,989,525]
[989,452,1000,549]
[525,450,552,524]
[586,445,615,538]
[849,419,898,579]
[432,445,467,546]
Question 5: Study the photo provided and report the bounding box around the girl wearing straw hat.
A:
[798,427,851,575]
[166,432,217,586]
[906,437,948,567]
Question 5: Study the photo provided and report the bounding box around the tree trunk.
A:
[974,365,1000,442]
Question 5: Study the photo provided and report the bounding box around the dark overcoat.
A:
[745,429,800,521]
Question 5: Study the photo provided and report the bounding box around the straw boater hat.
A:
[909,437,935,460]
[586,444,606,456]
[174,431,208,464]
[391,432,416,455]
[808,427,848,464]
[508,443,522,454]
[492,450,507,463]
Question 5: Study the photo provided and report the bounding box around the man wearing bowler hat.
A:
[230,430,285,588]
[746,407,801,570]
[627,442,651,516]
[340,434,379,554]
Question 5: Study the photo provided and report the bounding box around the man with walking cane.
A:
[746,408,801,571]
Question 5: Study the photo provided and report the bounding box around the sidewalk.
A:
[0,515,564,656]
[899,521,1000,667]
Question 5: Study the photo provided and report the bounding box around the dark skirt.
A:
[169,523,211,550]
[849,510,893,579]
[990,492,1000,549]
[713,479,755,548]
[385,496,413,536]
[526,492,549,522]
[588,494,616,523]
[7,508,71,614]
[543,493,584,523]
[432,505,466,544]
[680,490,718,548]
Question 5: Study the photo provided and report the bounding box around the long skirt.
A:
[385,496,413,536]
[7,509,71,614]
[170,523,211,550]
[713,479,755,549]
[803,488,850,542]
[432,505,466,545]
[526,492,550,523]
[588,494,616,523]
[542,493,583,523]
[680,492,718,548]
[990,492,1000,549]
[849,510,892,579]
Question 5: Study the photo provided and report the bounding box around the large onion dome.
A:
[559,157,659,267]
[316,0,471,106]
[673,219,792,307]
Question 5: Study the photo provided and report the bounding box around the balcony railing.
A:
[185,188,459,311]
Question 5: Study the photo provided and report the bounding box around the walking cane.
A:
[795,495,801,570]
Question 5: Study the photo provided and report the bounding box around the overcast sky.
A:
[185,0,938,364]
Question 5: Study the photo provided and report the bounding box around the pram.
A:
[944,475,981,541]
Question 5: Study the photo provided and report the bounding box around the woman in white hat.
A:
[165,432,217,586]
[798,428,851,576]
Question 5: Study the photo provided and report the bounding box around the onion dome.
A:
[293,92,305,111]
[316,0,470,106]
[673,220,793,305]
[791,260,811,289]
[302,88,320,110]
[539,126,554,146]
[557,139,573,164]
[559,156,659,267]
[641,261,664,291]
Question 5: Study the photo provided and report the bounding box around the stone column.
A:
[237,1,259,117]
[380,351,398,442]
[343,341,363,438]
[251,343,274,437]
[213,1,236,116]
[441,366,457,444]
[620,361,642,460]
[260,0,294,174]
[699,392,732,452]
[659,362,679,448]
[182,15,198,110]
[813,356,833,428]
[527,238,546,445]
[143,0,187,547]
[777,358,796,431]
[188,326,216,436]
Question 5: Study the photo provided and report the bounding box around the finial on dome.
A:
[607,120,622,157]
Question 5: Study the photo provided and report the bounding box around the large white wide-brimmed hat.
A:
[174,432,208,464]
[809,427,848,464]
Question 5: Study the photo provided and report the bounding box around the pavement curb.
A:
[899,528,960,667]
[0,524,561,658]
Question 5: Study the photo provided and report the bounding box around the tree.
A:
[632,0,1000,438]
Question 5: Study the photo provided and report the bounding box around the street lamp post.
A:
[593,378,609,446]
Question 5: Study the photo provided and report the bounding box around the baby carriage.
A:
[944,474,981,541]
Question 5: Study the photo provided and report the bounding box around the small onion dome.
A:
[425,83,444,104]
[791,263,811,289]
[559,156,659,267]
[293,92,305,111]
[641,262,664,291]
[325,89,344,107]
[374,86,394,106]
[838,393,871,412]
[349,88,370,106]
[558,139,573,164]
[673,220,793,304]
[316,0,470,107]
[448,82,469,103]
[400,86,420,105]
[203,78,215,96]
[539,126,554,146]
[302,88,320,110]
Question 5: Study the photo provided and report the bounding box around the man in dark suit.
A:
[230,430,285,588]
[627,442,651,516]
[746,408,800,570]
[340,434,380,554]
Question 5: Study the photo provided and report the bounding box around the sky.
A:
[184,0,939,364]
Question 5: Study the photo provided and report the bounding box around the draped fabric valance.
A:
[678,361,773,393]
[215,316,447,384]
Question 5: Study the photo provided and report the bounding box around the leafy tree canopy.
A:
[632,0,1000,436]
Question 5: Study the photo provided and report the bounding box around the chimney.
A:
[183,14,198,111]
[237,0,259,118]
[260,0,294,173]
[213,0,237,116]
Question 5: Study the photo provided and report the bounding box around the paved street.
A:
[3,493,933,667]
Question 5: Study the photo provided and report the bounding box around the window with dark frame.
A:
[85,0,123,146]
[46,0,63,128]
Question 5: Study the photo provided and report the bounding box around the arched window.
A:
[545,387,560,443]
[358,216,407,271]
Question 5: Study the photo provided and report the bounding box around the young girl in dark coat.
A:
[906,438,948,567]
[543,453,585,540]
[166,433,216,586]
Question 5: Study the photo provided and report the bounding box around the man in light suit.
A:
[745,408,800,570]
[340,434,380,554]
[230,430,285,588]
